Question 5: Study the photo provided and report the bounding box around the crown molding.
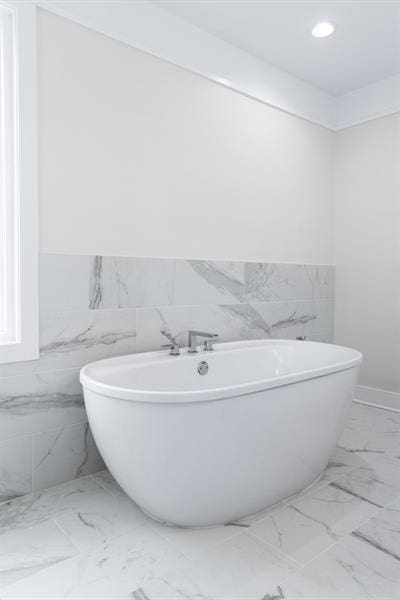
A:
[35,1,399,131]
[35,0,334,128]
[333,75,400,130]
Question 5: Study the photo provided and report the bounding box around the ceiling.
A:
[152,0,400,96]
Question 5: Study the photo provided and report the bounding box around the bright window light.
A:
[0,0,38,364]
[0,3,19,345]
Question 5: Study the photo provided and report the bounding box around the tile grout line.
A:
[0,472,96,508]
[89,473,116,497]
[32,297,336,316]
[30,434,34,496]
[52,518,82,556]
[243,458,390,575]
[1,419,89,446]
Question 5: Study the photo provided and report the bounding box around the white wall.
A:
[334,113,400,393]
[38,10,333,264]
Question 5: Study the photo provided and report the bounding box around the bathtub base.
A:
[85,369,359,527]
[139,471,325,528]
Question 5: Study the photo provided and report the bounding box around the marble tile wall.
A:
[0,254,335,502]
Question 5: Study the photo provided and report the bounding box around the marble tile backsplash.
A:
[0,254,335,502]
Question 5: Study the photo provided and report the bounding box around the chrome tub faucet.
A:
[188,330,219,353]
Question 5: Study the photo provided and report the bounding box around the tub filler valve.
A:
[162,343,181,356]
[188,330,219,353]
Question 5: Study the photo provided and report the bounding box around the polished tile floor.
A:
[1,402,399,599]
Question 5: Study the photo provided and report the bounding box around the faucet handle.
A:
[162,343,181,356]
[204,337,219,352]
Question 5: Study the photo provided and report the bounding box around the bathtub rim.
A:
[80,339,362,404]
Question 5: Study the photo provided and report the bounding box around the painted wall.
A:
[334,113,400,394]
[37,10,334,265]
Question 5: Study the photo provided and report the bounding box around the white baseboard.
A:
[354,385,400,413]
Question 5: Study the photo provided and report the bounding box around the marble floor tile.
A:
[352,497,400,562]
[290,446,364,502]
[349,402,400,431]
[227,502,281,527]
[249,482,381,564]
[0,520,77,588]
[90,469,124,496]
[291,483,382,537]
[148,518,244,560]
[320,446,364,481]
[330,452,400,508]
[224,447,362,529]
[339,403,400,456]
[248,503,340,565]
[0,476,148,552]
[128,572,221,600]
[180,530,299,597]
[277,533,400,599]
[1,524,188,599]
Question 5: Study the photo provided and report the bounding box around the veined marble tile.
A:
[1,309,137,378]
[339,402,400,456]
[148,518,243,561]
[0,437,32,503]
[37,308,137,373]
[249,483,381,565]
[282,447,363,506]
[292,483,381,537]
[0,519,77,588]
[136,304,245,352]
[352,497,400,562]
[136,300,333,353]
[89,256,176,309]
[319,446,363,483]
[225,299,334,342]
[128,569,225,600]
[347,402,400,429]
[231,448,363,528]
[32,423,104,492]
[181,530,299,597]
[40,254,90,311]
[330,452,400,508]
[133,257,176,307]
[244,263,334,302]
[0,476,148,553]
[249,503,340,566]
[90,469,124,497]
[278,533,400,599]
[1,524,188,599]
[0,369,86,441]
[174,260,245,305]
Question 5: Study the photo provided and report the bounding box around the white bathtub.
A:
[80,339,362,527]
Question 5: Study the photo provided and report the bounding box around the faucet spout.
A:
[188,330,218,354]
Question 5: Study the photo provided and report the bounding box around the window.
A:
[0,1,38,363]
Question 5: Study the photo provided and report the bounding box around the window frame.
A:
[0,0,38,364]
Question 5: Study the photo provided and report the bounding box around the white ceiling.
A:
[153,0,400,96]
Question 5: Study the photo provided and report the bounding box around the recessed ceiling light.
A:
[312,22,335,38]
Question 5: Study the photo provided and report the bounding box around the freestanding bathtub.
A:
[80,339,362,527]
